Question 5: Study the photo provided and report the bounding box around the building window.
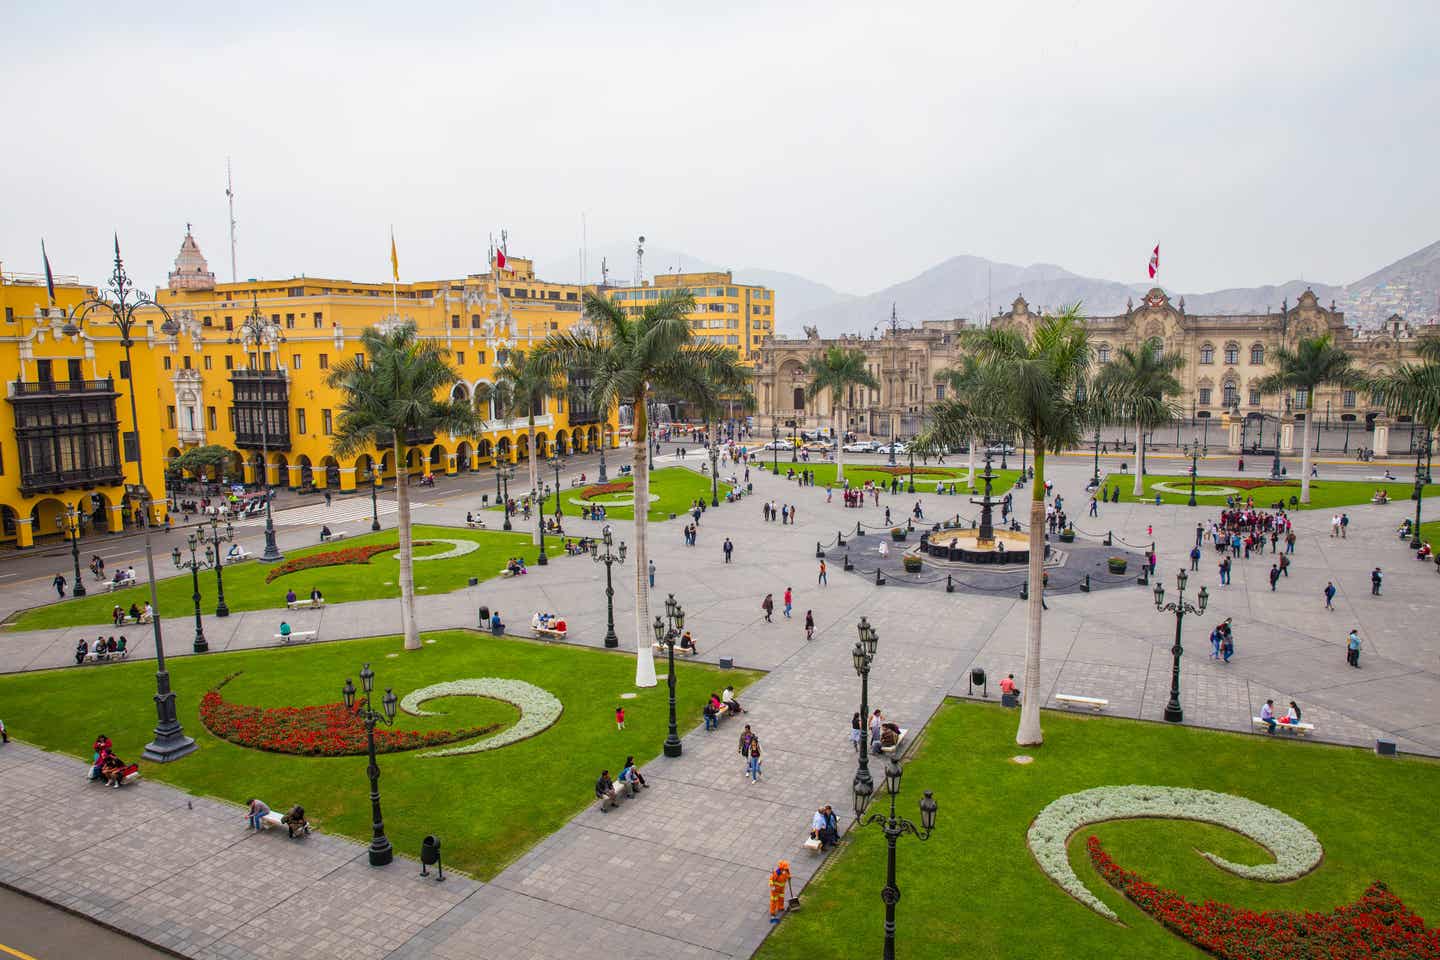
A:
[323,409,333,435]
[4,307,12,323]
[285,313,295,329]
[118,360,131,380]
[1199,345,1214,364]
[471,314,481,328]
[122,432,138,463]
[477,351,486,364]
[313,314,323,329]
[291,355,302,370]
[1248,388,1261,406]
[319,353,328,369]
[1223,382,1239,407]
[1096,344,1110,363]
[224,316,233,331]
[167,405,176,428]
[556,395,564,414]
[224,355,234,371]
[1294,387,1309,410]
[296,409,307,434]
[1224,344,1239,364]
[182,355,192,370]
[208,406,217,430]
[1343,390,1356,409]
[203,355,212,370]
[456,352,464,365]
[163,355,172,371]
[228,408,236,430]
[1198,387,1212,405]
[1250,344,1265,365]
[355,354,364,367]
[451,315,461,328]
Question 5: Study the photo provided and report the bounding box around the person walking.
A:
[1209,624,1222,659]
[767,860,792,923]
[761,593,774,622]
[723,538,734,563]
[1370,566,1383,596]
[1323,581,1336,611]
[52,573,66,599]
[1218,556,1231,585]
[804,609,815,641]
[324,490,332,508]
[615,705,626,731]
[1089,495,1098,517]
[1340,513,1349,538]
[783,587,793,619]
[1346,628,1362,667]
[1268,564,1281,591]
[649,560,656,588]
[746,734,762,783]
[817,559,827,585]
[1189,546,1201,571]
[1221,625,1235,663]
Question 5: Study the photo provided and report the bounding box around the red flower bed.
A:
[862,465,961,478]
[1087,835,1439,958]
[1214,478,1300,491]
[578,480,633,499]
[264,541,432,583]
[199,675,498,756]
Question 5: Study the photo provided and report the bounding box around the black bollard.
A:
[1104,531,1113,546]
[946,574,955,593]
[875,568,886,586]
[1020,580,1029,600]
[837,532,846,547]
[1081,573,1091,592]
[856,521,864,537]
[844,553,854,571]
[816,541,824,558]
[1137,568,1149,586]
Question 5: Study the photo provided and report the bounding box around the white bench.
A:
[878,727,910,755]
[803,836,823,852]
[532,618,568,640]
[319,532,347,543]
[1055,694,1108,712]
[224,549,253,564]
[1253,717,1315,737]
[260,811,285,829]
[104,577,137,593]
[467,520,486,529]
[84,649,130,664]
[652,642,696,657]
[287,598,325,611]
[275,630,318,645]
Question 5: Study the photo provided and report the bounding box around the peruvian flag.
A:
[1147,244,1159,280]
[494,249,507,270]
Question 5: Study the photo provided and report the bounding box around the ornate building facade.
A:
[755,288,1437,453]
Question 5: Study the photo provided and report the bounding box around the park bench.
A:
[531,615,568,639]
[1055,694,1109,712]
[877,728,909,755]
[275,629,319,645]
[597,779,637,812]
[1252,717,1315,737]
[259,809,311,837]
[652,642,697,657]
[803,835,823,853]
[224,547,254,564]
[287,598,325,611]
[84,646,132,664]
[467,519,486,529]
[320,532,348,543]
[104,576,137,593]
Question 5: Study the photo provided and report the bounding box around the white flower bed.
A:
[393,538,479,562]
[1027,785,1323,921]
[398,678,563,756]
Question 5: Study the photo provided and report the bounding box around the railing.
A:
[229,369,288,381]
[20,465,126,496]
[11,378,117,396]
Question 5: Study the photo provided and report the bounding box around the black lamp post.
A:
[368,464,381,531]
[171,532,213,653]
[772,423,780,475]
[1153,569,1208,723]
[1270,398,1286,480]
[652,593,685,758]
[239,293,285,563]
[1183,437,1207,508]
[853,616,879,795]
[342,664,399,866]
[589,524,626,647]
[791,418,798,464]
[197,515,234,616]
[598,429,609,482]
[888,429,897,466]
[1091,426,1102,486]
[500,466,514,531]
[56,506,87,598]
[1410,434,1429,549]
[69,237,195,762]
[551,456,566,517]
[535,481,548,566]
[852,756,938,960]
[708,430,720,507]
[907,442,916,493]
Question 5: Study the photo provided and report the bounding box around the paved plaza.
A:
[1,452,1438,958]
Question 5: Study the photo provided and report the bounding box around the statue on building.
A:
[802,324,820,341]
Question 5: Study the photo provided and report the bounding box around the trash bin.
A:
[478,606,490,626]
[420,835,444,880]
[719,657,733,670]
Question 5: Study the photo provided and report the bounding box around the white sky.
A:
[3,0,1437,296]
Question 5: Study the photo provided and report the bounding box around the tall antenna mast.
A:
[225,157,238,283]
[890,302,899,336]
[601,257,610,288]
[634,235,645,288]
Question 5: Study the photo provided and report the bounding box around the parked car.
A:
[876,442,908,455]
[762,440,791,451]
[803,440,834,452]
[985,442,1016,455]
[843,440,879,453]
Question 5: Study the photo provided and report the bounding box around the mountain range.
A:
[538,238,1440,340]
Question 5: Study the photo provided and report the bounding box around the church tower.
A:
[167,225,216,292]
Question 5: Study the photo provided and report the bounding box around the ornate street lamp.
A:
[499,465,515,531]
[907,441,916,493]
[551,456,566,518]
[1410,432,1430,549]
[367,463,381,531]
[1183,436,1208,507]
[852,756,938,960]
[792,418,798,464]
[1153,569,1208,723]
[652,593,685,758]
[708,428,721,507]
[55,506,87,598]
[772,423,780,475]
[1091,426,1102,487]
[853,617,879,796]
[68,237,194,761]
[342,663,400,866]
[197,514,235,616]
[589,524,627,648]
[171,531,215,653]
[598,428,609,483]
[238,293,285,563]
[535,482,548,566]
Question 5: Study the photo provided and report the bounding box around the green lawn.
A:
[758,699,1440,960]
[14,525,536,631]
[0,630,759,879]
[1100,472,1440,510]
[784,462,1023,495]
[538,466,730,521]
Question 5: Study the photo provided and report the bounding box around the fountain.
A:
[918,449,1029,564]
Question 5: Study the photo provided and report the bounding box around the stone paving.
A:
[2,453,1439,958]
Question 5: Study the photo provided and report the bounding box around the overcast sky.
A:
[4,0,1437,298]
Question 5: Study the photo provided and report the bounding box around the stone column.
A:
[107,503,126,534]
[243,460,259,485]
[1372,416,1390,456]
[286,464,303,488]
[1226,415,1243,454]
[337,467,357,492]
[14,517,33,549]
[311,467,328,490]
[1280,416,1296,455]
[446,453,458,476]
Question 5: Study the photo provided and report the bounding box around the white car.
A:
[876,442,908,455]
[761,440,791,451]
[842,441,878,453]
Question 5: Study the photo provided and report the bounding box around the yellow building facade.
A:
[0,232,618,547]
[607,271,775,362]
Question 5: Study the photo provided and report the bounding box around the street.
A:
[0,886,172,959]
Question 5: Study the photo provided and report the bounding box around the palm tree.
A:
[1364,336,1440,514]
[486,350,565,544]
[542,291,750,686]
[1257,335,1358,504]
[964,306,1093,746]
[679,372,755,507]
[802,346,878,484]
[937,356,987,481]
[327,322,479,650]
[1094,344,1185,496]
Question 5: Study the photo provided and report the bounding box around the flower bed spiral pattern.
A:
[399,678,563,757]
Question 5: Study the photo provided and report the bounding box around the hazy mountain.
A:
[732,269,854,319]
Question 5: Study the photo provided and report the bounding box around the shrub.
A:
[891,527,907,541]
[264,540,432,583]
[902,555,923,572]
[1107,556,1128,573]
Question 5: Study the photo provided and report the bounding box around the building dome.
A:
[168,225,216,291]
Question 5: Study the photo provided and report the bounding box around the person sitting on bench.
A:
[112,604,125,626]
[506,557,522,576]
[100,752,128,788]
[722,685,744,715]
[128,603,142,623]
[279,621,293,640]
[281,804,309,837]
[286,588,297,604]
[246,798,271,830]
[679,631,698,655]
[116,636,127,654]
[227,544,243,560]
[89,734,112,779]
[142,602,153,621]
[595,769,620,811]
[309,587,323,602]
[75,639,89,665]
[490,610,505,633]
[810,804,840,849]
[619,755,648,792]
[320,525,333,541]
[106,637,117,654]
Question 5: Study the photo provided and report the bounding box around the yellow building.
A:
[0,232,617,547]
[607,271,775,362]
[0,263,171,548]
[147,230,618,493]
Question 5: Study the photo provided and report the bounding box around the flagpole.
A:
[391,226,399,320]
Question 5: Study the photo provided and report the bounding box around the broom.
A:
[787,877,802,911]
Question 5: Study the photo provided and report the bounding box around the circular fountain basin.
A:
[920,529,1030,564]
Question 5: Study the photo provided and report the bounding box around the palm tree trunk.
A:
[1132,417,1145,497]
[834,401,845,483]
[1299,413,1313,503]
[394,438,420,651]
[527,413,540,545]
[967,434,977,483]
[632,392,657,687]
[1016,441,1046,746]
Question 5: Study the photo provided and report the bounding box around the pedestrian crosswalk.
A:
[230,497,411,528]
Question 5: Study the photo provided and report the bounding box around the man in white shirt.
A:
[1259,699,1277,734]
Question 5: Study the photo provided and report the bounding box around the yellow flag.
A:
[390,229,400,282]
